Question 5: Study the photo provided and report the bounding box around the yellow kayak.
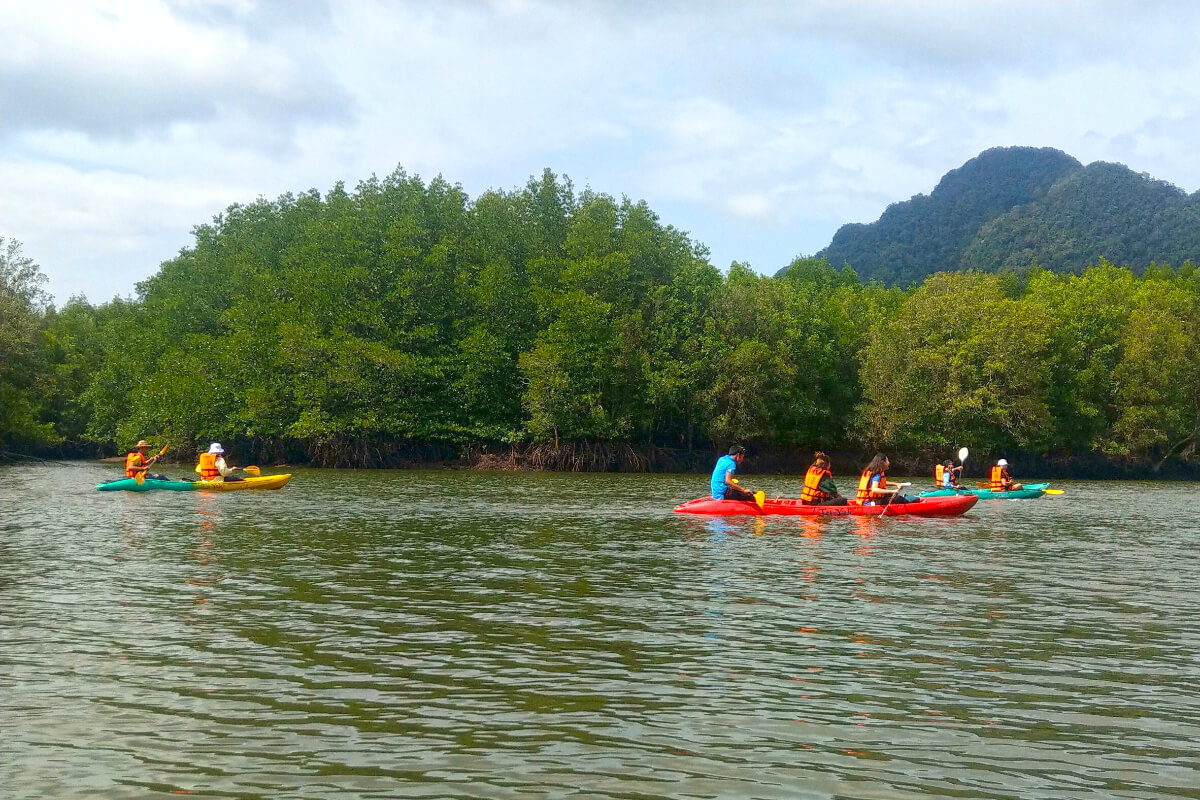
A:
[193,474,292,491]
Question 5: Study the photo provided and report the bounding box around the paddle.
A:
[753,490,765,509]
[134,443,169,485]
[1044,488,1063,495]
[881,481,911,515]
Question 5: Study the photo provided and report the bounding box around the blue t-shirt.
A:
[710,455,737,499]
[862,471,883,505]
[942,469,954,488]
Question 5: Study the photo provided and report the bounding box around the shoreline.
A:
[9,441,1200,481]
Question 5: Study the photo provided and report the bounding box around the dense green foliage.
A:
[1,238,56,449]
[4,167,1200,472]
[818,147,1200,285]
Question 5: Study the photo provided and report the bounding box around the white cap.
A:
[208,442,224,454]
[997,458,1008,466]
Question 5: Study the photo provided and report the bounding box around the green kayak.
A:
[919,482,1050,500]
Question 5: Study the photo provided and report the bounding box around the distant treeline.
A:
[2,168,1198,474]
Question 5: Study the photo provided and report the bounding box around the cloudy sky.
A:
[4,0,1199,304]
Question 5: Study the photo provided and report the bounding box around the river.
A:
[2,464,1198,799]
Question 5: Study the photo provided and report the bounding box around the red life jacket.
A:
[197,452,221,480]
[990,465,1006,490]
[125,452,147,478]
[801,466,831,502]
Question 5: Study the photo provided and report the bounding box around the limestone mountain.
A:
[802,146,1200,284]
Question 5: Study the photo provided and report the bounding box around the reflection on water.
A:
[2,465,1199,799]
[183,493,223,613]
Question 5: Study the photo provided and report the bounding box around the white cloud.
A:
[2,0,1200,302]
[0,0,351,141]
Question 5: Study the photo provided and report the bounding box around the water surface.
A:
[2,465,1198,798]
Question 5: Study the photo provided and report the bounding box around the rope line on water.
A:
[0,451,91,467]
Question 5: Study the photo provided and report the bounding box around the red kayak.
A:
[673,493,978,517]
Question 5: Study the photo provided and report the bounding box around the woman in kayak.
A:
[800,451,848,505]
[196,442,244,482]
[126,440,169,481]
[710,444,757,501]
[990,459,1023,491]
[855,453,918,506]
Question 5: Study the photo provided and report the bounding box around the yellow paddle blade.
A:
[754,490,765,509]
[1043,489,1064,495]
[158,443,169,456]
[243,465,261,476]
[135,471,144,484]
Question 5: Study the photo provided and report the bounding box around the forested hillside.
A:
[816,147,1200,285]
[961,162,1200,273]
[3,167,1199,473]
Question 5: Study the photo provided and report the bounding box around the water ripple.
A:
[2,466,1198,798]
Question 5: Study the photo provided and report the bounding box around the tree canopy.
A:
[5,166,1199,473]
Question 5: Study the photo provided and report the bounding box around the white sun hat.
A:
[207,442,225,454]
[997,458,1008,466]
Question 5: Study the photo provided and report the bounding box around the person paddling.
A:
[196,442,243,482]
[800,451,848,506]
[710,445,758,502]
[935,459,962,489]
[125,440,169,482]
[990,458,1023,491]
[855,453,918,506]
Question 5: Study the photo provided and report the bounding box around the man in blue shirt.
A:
[710,445,757,501]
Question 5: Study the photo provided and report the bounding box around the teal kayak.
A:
[919,482,1049,500]
[97,477,198,492]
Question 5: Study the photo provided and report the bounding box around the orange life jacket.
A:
[856,468,883,504]
[125,452,146,478]
[198,452,221,480]
[990,465,1006,490]
[801,466,832,502]
[934,464,944,483]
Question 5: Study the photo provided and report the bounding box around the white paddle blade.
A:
[957,446,969,463]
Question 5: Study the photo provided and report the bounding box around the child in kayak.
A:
[800,451,848,505]
[855,453,918,505]
[710,445,757,501]
[935,459,962,489]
